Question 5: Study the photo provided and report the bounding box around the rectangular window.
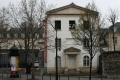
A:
[55,38,61,51]
[55,20,61,30]
[55,56,61,67]
[0,34,3,38]
[83,21,90,30]
[83,38,89,47]
[21,33,25,38]
[114,37,117,45]
[14,34,18,38]
[69,20,75,29]
[0,54,9,68]
[7,34,11,38]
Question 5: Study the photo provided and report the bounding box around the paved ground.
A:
[0,74,120,80]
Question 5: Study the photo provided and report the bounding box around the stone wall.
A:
[47,67,97,75]
[103,52,120,77]
[80,67,97,74]
[47,67,64,74]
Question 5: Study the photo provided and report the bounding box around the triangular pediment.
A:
[46,3,98,15]
[64,47,80,52]
[53,7,85,14]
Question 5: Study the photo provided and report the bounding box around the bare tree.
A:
[71,2,105,80]
[107,8,119,51]
[0,7,10,48]
[8,0,45,79]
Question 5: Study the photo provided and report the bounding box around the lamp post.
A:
[55,28,58,80]
[44,19,58,80]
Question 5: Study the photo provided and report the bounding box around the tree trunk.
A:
[32,70,35,80]
[89,57,92,80]
[31,59,35,80]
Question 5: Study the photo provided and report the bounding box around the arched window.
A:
[55,56,61,67]
[83,56,90,66]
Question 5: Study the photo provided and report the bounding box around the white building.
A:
[45,3,99,74]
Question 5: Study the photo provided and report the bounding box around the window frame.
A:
[69,20,75,29]
[21,33,25,38]
[83,37,89,47]
[55,38,61,51]
[7,33,11,38]
[14,33,18,38]
[55,20,61,30]
[83,20,90,30]
[83,55,90,66]
[114,37,117,45]
[55,56,61,67]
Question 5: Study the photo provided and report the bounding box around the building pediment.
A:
[46,3,98,15]
[64,47,80,52]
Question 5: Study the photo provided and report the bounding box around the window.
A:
[114,37,117,45]
[69,20,75,29]
[21,33,25,38]
[0,34,3,38]
[7,33,11,38]
[0,54,9,68]
[55,56,61,67]
[55,20,61,30]
[35,33,39,38]
[83,38,89,47]
[55,38,61,51]
[114,26,117,32]
[14,34,18,38]
[83,56,90,66]
[83,21,90,30]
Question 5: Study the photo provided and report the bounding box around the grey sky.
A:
[0,0,120,22]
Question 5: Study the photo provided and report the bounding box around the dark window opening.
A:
[55,38,61,51]
[83,21,90,30]
[69,20,75,29]
[55,56,61,67]
[83,56,90,66]
[83,38,89,47]
[55,20,61,30]
[114,37,117,45]
[0,54,9,68]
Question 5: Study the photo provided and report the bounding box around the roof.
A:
[103,51,120,54]
[46,3,98,15]
[64,47,80,52]
[109,22,120,32]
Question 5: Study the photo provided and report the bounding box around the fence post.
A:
[7,70,8,77]
[68,76,69,80]
[50,75,51,80]
[101,75,102,80]
[26,74,28,80]
[59,75,60,80]
[2,71,3,78]
[20,74,21,79]
[78,76,80,80]
[42,75,43,80]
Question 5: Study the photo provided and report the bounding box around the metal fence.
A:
[0,72,120,80]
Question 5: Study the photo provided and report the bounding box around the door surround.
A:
[64,47,80,73]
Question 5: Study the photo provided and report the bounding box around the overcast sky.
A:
[0,0,120,22]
